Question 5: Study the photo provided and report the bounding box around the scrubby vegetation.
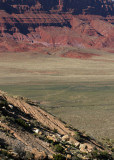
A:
[74,131,82,142]
[54,144,65,154]
[53,154,66,160]
[15,118,30,130]
[88,150,113,160]
[53,128,58,133]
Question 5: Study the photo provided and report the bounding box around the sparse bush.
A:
[47,139,53,144]
[0,138,8,149]
[34,133,47,141]
[53,128,58,133]
[72,155,82,160]
[0,99,8,107]
[53,154,66,160]
[65,124,71,128]
[15,118,30,130]
[38,134,46,141]
[74,132,82,141]
[6,116,15,123]
[31,119,38,127]
[0,115,6,122]
[112,153,114,159]
[98,151,113,160]
[33,133,39,137]
[90,150,113,160]
[24,151,34,160]
[0,149,14,159]
[54,144,64,154]
[111,148,114,152]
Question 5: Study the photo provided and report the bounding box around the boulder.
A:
[75,141,80,147]
[32,149,47,160]
[66,154,72,159]
[79,143,93,153]
[39,131,43,135]
[33,128,40,134]
[79,144,88,153]
[8,104,14,109]
[62,135,70,142]
[48,154,53,159]
[47,135,57,142]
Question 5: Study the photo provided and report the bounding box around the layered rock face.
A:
[0,0,113,52]
[63,0,114,16]
[0,0,113,16]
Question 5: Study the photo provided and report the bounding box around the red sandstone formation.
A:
[0,0,113,53]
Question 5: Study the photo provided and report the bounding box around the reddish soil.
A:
[61,51,99,59]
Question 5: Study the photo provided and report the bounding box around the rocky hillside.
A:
[0,0,113,53]
[0,90,114,160]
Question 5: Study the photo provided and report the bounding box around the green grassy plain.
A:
[0,47,114,140]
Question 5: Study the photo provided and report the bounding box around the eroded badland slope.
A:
[0,0,113,53]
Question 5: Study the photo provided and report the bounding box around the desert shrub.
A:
[39,135,46,141]
[112,153,114,159]
[0,149,14,159]
[72,155,82,160]
[98,151,113,160]
[0,138,8,149]
[111,148,114,152]
[24,151,34,160]
[47,139,53,144]
[34,134,46,141]
[30,119,39,127]
[15,118,30,130]
[53,154,66,160]
[53,128,58,133]
[90,150,113,160]
[54,144,64,154]
[0,99,8,107]
[6,116,15,122]
[46,138,59,145]
[74,132,82,141]
[33,133,39,137]
[0,115,6,122]
[90,150,103,159]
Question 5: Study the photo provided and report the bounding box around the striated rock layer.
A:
[0,0,114,52]
[0,0,113,16]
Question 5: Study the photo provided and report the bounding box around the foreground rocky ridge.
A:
[0,0,114,52]
[0,90,114,160]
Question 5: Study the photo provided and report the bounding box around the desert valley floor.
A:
[0,47,114,140]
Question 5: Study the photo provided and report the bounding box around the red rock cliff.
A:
[0,0,113,52]
[0,0,113,16]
